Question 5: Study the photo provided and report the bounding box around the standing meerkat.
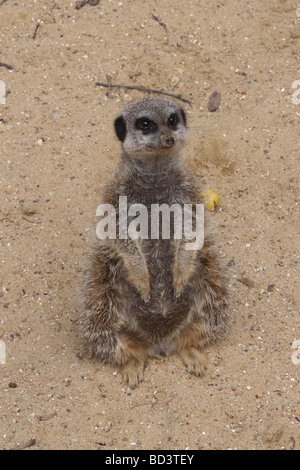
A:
[80,98,230,389]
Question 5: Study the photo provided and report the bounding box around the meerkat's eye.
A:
[136,117,157,132]
[168,113,179,129]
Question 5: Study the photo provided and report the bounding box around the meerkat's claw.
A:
[179,348,208,377]
[133,277,150,303]
[173,281,186,298]
[139,290,151,304]
[121,359,145,389]
[173,276,186,298]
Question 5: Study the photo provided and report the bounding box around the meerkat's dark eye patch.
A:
[136,117,157,133]
[114,115,127,142]
[168,113,179,129]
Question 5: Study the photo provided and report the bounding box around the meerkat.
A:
[80,98,230,389]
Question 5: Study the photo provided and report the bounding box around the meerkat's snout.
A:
[160,134,175,148]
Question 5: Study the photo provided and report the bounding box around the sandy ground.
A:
[0,0,299,451]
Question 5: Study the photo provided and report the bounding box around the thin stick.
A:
[22,216,42,224]
[95,82,193,105]
[152,14,169,42]
[33,22,41,40]
[106,74,112,101]
[0,62,13,70]
[10,439,37,450]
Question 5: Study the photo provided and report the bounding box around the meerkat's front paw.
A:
[135,278,151,303]
[121,359,145,389]
[173,271,187,298]
[179,348,208,377]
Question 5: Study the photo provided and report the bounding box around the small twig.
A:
[90,439,107,446]
[0,0,7,6]
[95,82,193,105]
[290,436,296,451]
[22,216,42,224]
[0,62,13,70]
[33,22,41,40]
[106,74,112,101]
[10,439,37,450]
[152,14,169,42]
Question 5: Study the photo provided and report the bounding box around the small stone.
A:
[9,382,18,388]
[208,91,221,112]
[290,24,300,39]
[237,277,255,288]
[104,421,112,432]
[51,109,65,121]
[75,0,87,10]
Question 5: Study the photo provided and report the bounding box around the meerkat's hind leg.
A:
[179,348,208,377]
[117,336,147,389]
[176,322,209,378]
[121,358,145,389]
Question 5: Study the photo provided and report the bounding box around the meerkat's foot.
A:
[121,359,145,389]
[179,348,208,377]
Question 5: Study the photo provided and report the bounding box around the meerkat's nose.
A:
[160,134,175,148]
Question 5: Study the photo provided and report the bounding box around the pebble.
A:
[51,109,66,121]
[237,277,255,288]
[208,91,221,112]
[290,24,300,39]
[75,0,99,9]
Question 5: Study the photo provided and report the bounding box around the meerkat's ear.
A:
[180,108,187,126]
[114,115,127,142]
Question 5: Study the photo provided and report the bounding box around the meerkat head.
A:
[114,98,187,160]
